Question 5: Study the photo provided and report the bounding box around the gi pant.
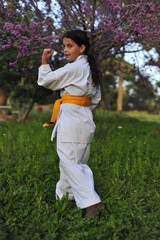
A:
[56,128,101,209]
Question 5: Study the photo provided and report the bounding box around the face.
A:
[63,37,85,62]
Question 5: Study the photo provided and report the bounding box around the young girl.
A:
[38,30,102,218]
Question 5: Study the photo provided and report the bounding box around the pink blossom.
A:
[9,61,17,67]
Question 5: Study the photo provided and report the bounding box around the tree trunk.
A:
[117,51,125,113]
[21,99,35,122]
[0,89,8,105]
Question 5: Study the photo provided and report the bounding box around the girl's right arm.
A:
[38,48,69,90]
[37,57,72,91]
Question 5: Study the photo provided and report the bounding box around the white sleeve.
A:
[37,64,71,91]
[90,85,101,110]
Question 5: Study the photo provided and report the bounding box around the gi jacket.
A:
[37,55,101,143]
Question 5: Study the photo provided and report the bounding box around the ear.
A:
[80,44,86,54]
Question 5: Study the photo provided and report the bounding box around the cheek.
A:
[74,49,80,55]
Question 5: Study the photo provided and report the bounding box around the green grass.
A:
[0,110,160,239]
[123,110,160,123]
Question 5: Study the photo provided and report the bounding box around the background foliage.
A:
[0,0,160,120]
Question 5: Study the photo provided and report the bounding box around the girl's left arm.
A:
[90,85,101,110]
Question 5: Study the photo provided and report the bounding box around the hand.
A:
[42,48,54,64]
[43,49,53,58]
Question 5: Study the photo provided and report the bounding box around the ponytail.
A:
[87,54,102,87]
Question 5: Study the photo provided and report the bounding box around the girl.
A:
[38,30,103,218]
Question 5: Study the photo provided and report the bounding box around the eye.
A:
[67,44,72,48]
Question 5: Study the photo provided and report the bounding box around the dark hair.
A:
[62,30,102,86]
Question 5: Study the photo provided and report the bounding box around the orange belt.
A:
[43,94,91,127]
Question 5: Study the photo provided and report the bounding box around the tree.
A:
[1,0,159,64]
[124,75,157,112]
[0,0,61,121]
[100,55,135,111]
[0,49,20,105]
[0,0,160,118]
[56,0,160,112]
[117,50,125,113]
[56,0,160,59]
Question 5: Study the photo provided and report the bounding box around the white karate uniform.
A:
[38,55,101,208]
